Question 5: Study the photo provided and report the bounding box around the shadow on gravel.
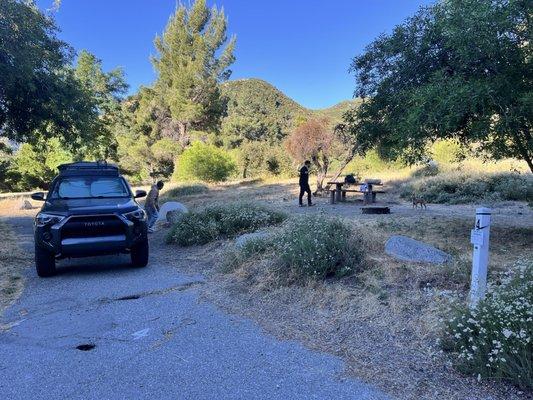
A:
[53,257,135,277]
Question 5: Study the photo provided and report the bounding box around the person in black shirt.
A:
[299,160,314,207]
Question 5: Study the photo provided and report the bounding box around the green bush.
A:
[442,261,533,389]
[9,139,73,190]
[167,202,287,246]
[430,140,466,164]
[411,162,440,178]
[400,172,533,204]
[346,149,402,174]
[174,141,236,182]
[224,215,367,283]
[164,183,208,198]
[275,216,366,279]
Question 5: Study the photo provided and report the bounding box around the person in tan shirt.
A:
[145,180,164,233]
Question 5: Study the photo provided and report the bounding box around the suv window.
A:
[52,177,130,199]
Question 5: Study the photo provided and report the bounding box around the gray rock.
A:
[157,201,188,223]
[385,235,452,264]
[235,231,270,249]
[19,199,33,210]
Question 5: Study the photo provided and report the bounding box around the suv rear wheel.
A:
[35,244,56,277]
[131,239,149,268]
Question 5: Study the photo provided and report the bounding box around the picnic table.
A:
[327,180,384,205]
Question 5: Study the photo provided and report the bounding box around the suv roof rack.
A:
[58,161,119,177]
[58,161,118,171]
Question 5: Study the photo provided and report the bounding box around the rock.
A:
[235,231,270,249]
[156,201,188,223]
[19,199,33,210]
[385,235,452,264]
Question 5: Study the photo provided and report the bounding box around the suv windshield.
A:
[52,177,130,199]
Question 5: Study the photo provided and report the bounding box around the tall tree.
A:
[73,50,128,159]
[0,0,93,146]
[344,0,533,172]
[285,118,336,192]
[152,0,236,143]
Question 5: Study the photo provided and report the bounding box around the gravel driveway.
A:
[0,216,389,400]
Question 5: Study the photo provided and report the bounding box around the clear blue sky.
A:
[37,0,434,109]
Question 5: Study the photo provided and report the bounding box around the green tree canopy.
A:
[73,50,128,159]
[0,0,94,147]
[344,0,532,171]
[152,0,236,142]
[174,141,236,182]
[9,138,72,190]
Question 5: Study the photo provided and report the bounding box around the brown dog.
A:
[411,194,427,209]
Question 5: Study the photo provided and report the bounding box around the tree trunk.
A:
[312,153,329,193]
[242,158,249,179]
[514,129,533,173]
[324,145,358,191]
[177,122,189,146]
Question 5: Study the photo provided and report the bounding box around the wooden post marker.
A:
[469,207,491,308]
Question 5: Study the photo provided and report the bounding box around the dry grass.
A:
[0,220,30,314]
[158,177,532,400]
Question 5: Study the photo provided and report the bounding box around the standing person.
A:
[145,180,164,233]
[299,160,314,207]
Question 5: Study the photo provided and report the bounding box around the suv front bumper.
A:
[35,214,147,258]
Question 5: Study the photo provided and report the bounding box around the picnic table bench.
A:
[327,180,385,205]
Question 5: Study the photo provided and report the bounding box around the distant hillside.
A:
[220,78,359,144]
[312,99,362,122]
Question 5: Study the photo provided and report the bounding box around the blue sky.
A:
[37,0,434,109]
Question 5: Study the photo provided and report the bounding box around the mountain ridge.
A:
[222,78,360,117]
[220,78,359,143]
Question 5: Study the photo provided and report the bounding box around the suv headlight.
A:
[123,209,146,222]
[35,213,65,227]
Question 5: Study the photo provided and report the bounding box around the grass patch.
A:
[166,202,287,246]
[400,172,533,204]
[442,260,533,389]
[163,183,209,198]
[0,221,29,314]
[224,215,367,286]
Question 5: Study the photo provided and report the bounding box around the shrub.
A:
[164,184,208,198]
[346,149,404,175]
[400,172,533,204]
[430,140,466,164]
[174,141,236,182]
[224,215,367,283]
[9,139,73,190]
[442,261,533,389]
[167,202,287,246]
[275,216,365,280]
[411,162,440,178]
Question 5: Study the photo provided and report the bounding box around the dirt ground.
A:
[1,180,531,399]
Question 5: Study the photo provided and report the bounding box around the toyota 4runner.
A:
[31,162,149,277]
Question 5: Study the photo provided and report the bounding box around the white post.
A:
[469,207,491,308]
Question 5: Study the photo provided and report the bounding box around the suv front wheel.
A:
[131,239,149,268]
[35,244,56,277]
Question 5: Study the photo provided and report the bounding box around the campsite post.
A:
[469,207,491,308]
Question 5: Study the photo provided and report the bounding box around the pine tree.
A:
[152,0,236,142]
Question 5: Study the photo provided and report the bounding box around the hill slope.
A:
[221,79,359,144]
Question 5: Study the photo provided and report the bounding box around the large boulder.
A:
[235,231,270,249]
[385,235,452,264]
[19,199,33,210]
[157,201,188,223]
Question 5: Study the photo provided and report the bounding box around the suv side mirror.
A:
[31,192,45,201]
[134,190,146,199]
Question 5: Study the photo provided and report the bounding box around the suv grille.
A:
[61,215,125,239]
